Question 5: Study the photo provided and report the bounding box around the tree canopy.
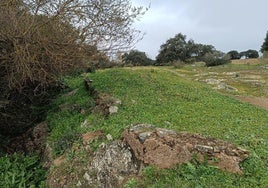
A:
[240,50,259,59]
[155,33,215,65]
[122,50,154,66]
[203,51,231,67]
[260,31,268,53]
[227,50,241,60]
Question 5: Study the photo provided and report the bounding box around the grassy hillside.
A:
[1,64,267,187]
[45,66,268,187]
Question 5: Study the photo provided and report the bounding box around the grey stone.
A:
[205,78,222,85]
[87,140,138,187]
[138,132,152,143]
[81,119,90,128]
[109,106,118,114]
[216,83,238,92]
[114,99,122,105]
[83,172,90,181]
[106,134,113,141]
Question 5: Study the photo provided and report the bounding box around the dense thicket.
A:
[0,0,145,137]
[202,51,231,67]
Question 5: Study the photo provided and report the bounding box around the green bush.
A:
[0,154,46,187]
[203,52,230,66]
[171,60,185,69]
[122,50,154,66]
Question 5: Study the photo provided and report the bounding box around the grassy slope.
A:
[47,66,268,187]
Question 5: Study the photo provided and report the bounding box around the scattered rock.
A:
[208,72,219,75]
[215,83,238,92]
[205,78,223,85]
[93,93,121,117]
[222,72,239,77]
[122,124,248,173]
[261,65,268,69]
[47,131,104,169]
[46,130,105,187]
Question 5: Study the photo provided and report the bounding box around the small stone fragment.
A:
[83,172,90,182]
[109,106,118,114]
[106,134,113,141]
[76,181,82,187]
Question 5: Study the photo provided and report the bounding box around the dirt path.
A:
[235,96,268,110]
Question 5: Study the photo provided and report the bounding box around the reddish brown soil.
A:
[122,125,249,173]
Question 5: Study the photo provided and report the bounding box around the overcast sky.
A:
[132,0,268,59]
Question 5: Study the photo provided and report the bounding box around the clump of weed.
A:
[0,154,46,187]
[53,132,80,157]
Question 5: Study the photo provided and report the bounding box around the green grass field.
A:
[46,66,268,187]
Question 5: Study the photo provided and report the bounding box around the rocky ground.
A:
[46,124,249,187]
[167,60,268,109]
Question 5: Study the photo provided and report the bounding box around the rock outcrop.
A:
[47,124,249,187]
[122,124,248,173]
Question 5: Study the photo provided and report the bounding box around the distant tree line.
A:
[227,50,259,59]
[122,33,230,67]
[123,31,268,67]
